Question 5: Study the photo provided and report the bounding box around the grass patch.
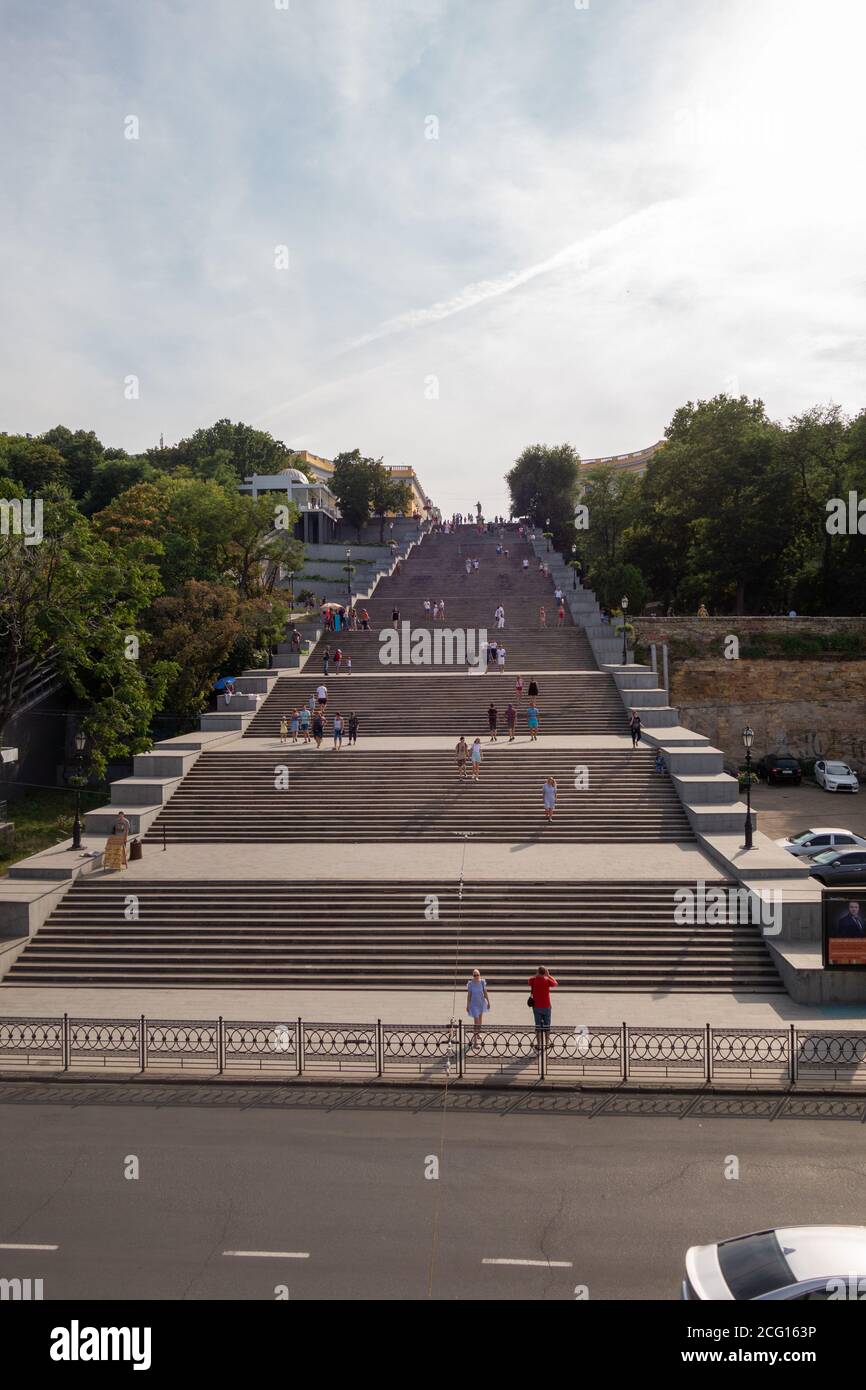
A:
[0,787,106,876]
[738,631,866,660]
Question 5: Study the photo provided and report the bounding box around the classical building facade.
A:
[578,440,665,481]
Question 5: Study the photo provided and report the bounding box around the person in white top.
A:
[316,683,328,706]
[470,737,483,779]
[497,645,506,672]
[465,558,472,576]
[473,558,479,571]
[554,587,563,604]
[494,605,505,629]
[522,558,529,571]
[423,599,432,619]
[437,598,445,620]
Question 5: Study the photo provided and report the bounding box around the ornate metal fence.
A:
[2,1016,866,1088]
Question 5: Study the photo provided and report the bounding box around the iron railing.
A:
[1,1016,866,1088]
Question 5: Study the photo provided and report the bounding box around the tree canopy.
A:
[331,450,414,540]
[0,419,309,764]
[505,444,581,549]
[508,396,866,615]
[148,418,297,482]
[0,482,172,775]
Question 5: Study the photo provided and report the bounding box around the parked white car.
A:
[683,1226,866,1300]
[776,827,866,858]
[814,760,860,793]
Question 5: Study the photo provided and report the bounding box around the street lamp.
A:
[287,570,295,614]
[345,547,352,604]
[546,517,551,553]
[620,595,629,665]
[69,727,86,851]
[742,725,754,850]
[571,545,578,589]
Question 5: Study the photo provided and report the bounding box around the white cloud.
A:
[1,0,865,513]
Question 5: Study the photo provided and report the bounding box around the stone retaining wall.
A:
[637,615,866,652]
[670,659,866,771]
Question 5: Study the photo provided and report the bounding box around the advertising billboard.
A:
[824,892,866,968]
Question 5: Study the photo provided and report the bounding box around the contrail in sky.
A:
[256,199,674,424]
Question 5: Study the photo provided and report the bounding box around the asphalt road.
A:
[2,1082,866,1301]
[751,781,866,843]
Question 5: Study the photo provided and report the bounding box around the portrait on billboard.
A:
[824,895,866,968]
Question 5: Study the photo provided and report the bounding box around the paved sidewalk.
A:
[220,733,636,751]
[1,984,864,1027]
[101,840,722,882]
[273,668,614,680]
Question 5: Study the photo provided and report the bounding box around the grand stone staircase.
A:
[141,747,695,844]
[307,528,597,670]
[5,879,782,991]
[5,520,784,995]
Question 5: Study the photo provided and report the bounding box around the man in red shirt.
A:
[528,965,558,1050]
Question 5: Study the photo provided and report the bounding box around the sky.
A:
[2,0,866,515]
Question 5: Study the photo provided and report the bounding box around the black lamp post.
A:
[546,517,551,553]
[69,728,86,851]
[620,595,629,665]
[288,570,295,614]
[345,547,352,604]
[743,725,754,850]
[571,545,578,589]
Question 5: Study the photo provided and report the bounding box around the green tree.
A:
[95,474,304,596]
[39,426,106,500]
[369,462,412,542]
[82,455,157,515]
[330,452,412,541]
[625,396,792,614]
[505,444,580,549]
[146,581,244,721]
[580,466,642,567]
[145,582,288,720]
[223,494,304,598]
[587,559,648,615]
[0,435,69,492]
[0,484,170,774]
[783,404,864,613]
[331,450,373,538]
[151,419,295,482]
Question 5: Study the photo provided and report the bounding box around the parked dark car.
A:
[757,755,802,786]
[809,849,866,886]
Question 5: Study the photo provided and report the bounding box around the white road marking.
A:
[0,1243,58,1251]
[482,1257,572,1268]
[223,1250,310,1259]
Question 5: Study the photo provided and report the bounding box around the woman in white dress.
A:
[465,968,491,1048]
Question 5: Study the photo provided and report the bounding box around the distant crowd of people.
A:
[279,684,359,750]
[321,604,370,633]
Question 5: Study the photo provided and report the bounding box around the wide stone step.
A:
[243,672,625,737]
[6,877,783,991]
[141,748,695,845]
